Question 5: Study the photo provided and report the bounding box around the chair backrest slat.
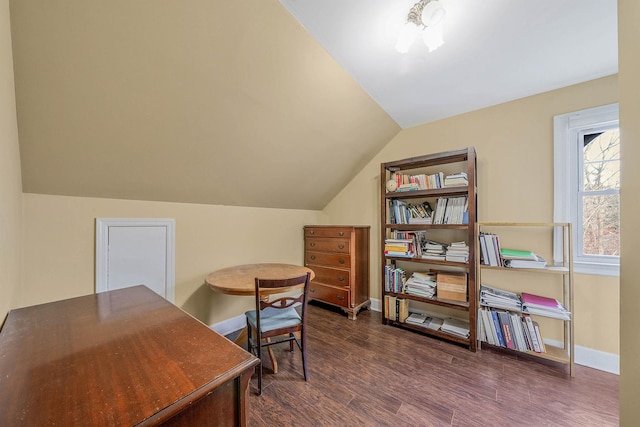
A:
[254,272,311,324]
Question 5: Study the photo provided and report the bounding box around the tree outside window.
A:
[580,129,620,257]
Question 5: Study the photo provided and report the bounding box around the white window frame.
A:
[554,103,620,277]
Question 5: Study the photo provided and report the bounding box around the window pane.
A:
[583,129,620,191]
[582,194,620,256]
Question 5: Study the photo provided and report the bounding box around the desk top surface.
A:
[0,285,258,426]
[205,263,315,296]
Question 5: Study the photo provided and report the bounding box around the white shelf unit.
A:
[476,222,575,376]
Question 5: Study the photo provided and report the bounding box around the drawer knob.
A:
[338,232,344,236]
[338,244,345,249]
[310,242,315,247]
[310,288,315,293]
[339,259,345,264]
[310,230,315,234]
[310,255,316,260]
[337,295,344,301]
[338,276,345,281]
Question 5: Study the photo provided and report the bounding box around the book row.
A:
[479,233,547,268]
[477,307,546,353]
[388,196,468,225]
[389,171,468,192]
[384,232,469,263]
[384,265,468,302]
[384,295,471,339]
[480,284,571,320]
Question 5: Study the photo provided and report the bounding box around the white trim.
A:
[95,218,176,302]
[210,314,247,337]
[553,103,620,277]
[370,297,382,312]
[545,338,619,375]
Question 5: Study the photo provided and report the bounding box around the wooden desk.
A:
[0,286,259,426]
[205,263,314,373]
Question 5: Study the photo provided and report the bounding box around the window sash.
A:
[553,103,620,277]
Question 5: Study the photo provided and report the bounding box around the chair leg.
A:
[301,327,308,381]
[289,333,294,352]
[256,333,263,395]
[246,323,252,353]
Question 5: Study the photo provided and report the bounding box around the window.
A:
[554,103,620,276]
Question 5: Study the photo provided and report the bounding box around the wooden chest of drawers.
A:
[304,225,370,320]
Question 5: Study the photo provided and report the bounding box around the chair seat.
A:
[245,307,301,333]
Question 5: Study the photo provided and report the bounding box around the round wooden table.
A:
[205,263,315,373]
[205,263,314,296]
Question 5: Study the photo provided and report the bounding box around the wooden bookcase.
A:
[380,147,477,351]
[476,222,575,376]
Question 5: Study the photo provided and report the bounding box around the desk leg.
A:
[234,327,278,374]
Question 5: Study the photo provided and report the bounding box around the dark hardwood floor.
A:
[244,302,618,426]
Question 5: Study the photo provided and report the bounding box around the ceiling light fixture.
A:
[395,0,446,54]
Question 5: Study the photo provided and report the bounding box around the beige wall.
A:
[324,75,619,354]
[0,0,22,323]
[618,0,639,423]
[21,194,324,325]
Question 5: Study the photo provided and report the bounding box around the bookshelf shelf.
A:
[386,319,472,346]
[479,265,570,275]
[384,256,469,268]
[381,147,477,351]
[385,291,470,310]
[476,222,574,376]
[385,224,469,231]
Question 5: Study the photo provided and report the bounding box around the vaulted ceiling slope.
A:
[280,0,618,128]
[11,0,400,210]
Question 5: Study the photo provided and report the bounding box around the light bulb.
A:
[395,22,419,53]
[423,23,444,52]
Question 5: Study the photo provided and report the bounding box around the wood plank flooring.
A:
[245,302,618,426]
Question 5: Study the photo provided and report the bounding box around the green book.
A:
[500,248,537,260]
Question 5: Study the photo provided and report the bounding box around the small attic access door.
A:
[96,218,175,303]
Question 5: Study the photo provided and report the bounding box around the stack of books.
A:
[500,248,547,269]
[521,292,571,320]
[479,284,522,311]
[384,238,414,258]
[404,271,437,298]
[441,317,470,338]
[421,239,447,261]
[404,312,445,331]
[397,182,420,192]
[445,241,469,263]
[443,172,469,187]
[405,312,428,325]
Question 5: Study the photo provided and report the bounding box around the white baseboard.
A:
[544,338,620,375]
[371,297,619,374]
[210,314,246,337]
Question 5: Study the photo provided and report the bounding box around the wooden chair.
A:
[245,272,311,395]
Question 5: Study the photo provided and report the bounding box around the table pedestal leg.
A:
[233,327,278,374]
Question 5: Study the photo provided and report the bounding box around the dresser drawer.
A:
[309,282,349,308]
[307,265,350,288]
[306,237,350,254]
[305,227,353,239]
[305,252,351,268]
